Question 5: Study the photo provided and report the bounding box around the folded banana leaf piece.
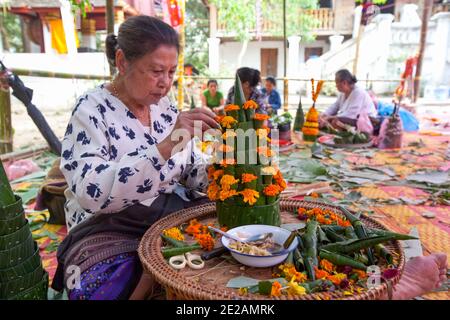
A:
[320,235,412,255]
[319,249,367,270]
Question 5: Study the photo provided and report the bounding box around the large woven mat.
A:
[138,199,405,300]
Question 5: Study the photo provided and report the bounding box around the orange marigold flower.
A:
[195,233,215,251]
[213,169,224,181]
[207,166,215,180]
[215,115,225,123]
[241,173,257,183]
[253,113,270,121]
[219,189,238,201]
[298,208,307,214]
[220,116,237,129]
[220,174,239,188]
[243,100,258,110]
[326,273,347,286]
[219,158,236,167]
[224,104,240,112]
[314,266,330,279]
[319,259,335,273]
[240,189,259,205]
[257,146,274,157]
[262,125,271,133]
[222,130,237,139]
[207,181,220,201]
[219,144,234,153]
[310,192,319,198]
[256,128,269,138]
[185,219,202,236]
[270,281,282,297]
[263,184,281,197]
[352,269,368,279]
[279,264,307,283]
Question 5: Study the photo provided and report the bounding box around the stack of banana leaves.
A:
[288,206,416,293]
[325,123,370,145]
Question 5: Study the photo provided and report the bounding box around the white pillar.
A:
[42,23,53,54]
[287,35,301,77]
[207,37,220,74]
[372,14,394,93]
[59,0,77,54]
[329,34,344,51]
[353,5,362,39]
[81,19,97,51]
[430,12,450,86]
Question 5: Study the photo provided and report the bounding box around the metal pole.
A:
[283,0,288,112]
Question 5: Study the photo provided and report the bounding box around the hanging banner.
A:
[167,0,183,27]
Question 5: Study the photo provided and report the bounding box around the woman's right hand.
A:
[158,108,220,160]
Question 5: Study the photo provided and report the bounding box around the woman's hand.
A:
[158,108,220,160]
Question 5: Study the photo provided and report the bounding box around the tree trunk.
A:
[237,39,249,68]
[0,14,10,51]
[413,0,433,103]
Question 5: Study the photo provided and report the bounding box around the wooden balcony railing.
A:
[217,8,335,35]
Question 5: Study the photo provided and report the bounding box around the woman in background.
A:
[201,79,224,114]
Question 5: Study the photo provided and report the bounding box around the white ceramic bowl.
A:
[221,224,298,268]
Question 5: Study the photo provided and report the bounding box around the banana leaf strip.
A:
[303,220,319,266]
[367,228,418,240]
[322,227,347,242]
[320,235,404,255]
[319,249,367,270]
[375,244,393,265]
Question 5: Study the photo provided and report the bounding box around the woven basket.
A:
[138,199,405,300]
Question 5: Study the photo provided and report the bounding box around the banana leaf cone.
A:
[293,95,305,132]
[254,192,265,206]
[233,73,247,122]
[265,195,277,205]
[0,162,16,212]
[225,108,239,120]
[244,109,255,122]
[217,198,281,228]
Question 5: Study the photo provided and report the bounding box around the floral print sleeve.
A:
[60,87,205,230]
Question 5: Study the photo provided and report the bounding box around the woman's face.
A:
[335,77,351,94]
[208,82,217,94]
[121,45,178,106]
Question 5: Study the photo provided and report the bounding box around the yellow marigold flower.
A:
[287,278,307,296]
[241,173,257,183]
[240,189,259,205]
[253,113,270,121]
[270,281,282,297]
[207,181,220,201]
[162,227,185,241]
[263,184,281,197]
[213,169,224,181]
[219,189,238,201]
[238,287,248,296]
[224,104,240,112]
[243,100,258,110]
[262,166,277,176]
[256,128,269,138]
[279,263,307,283]
[320,259,335,273]
[220,116,237,129]
[222,130,237,139]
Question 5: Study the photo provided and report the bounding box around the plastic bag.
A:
[378,114,403,149]
[377,101,419,132]
[356,111,374,137]
[5,159,40,181]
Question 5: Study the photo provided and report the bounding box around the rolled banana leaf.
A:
[317,226,331,244]
[354,253,369,265]
[321,235,406,255]
[367,228,418,241]
[344,226,357,239]
[339,207,375,265]
[322,227,347,242]
[375,244,393,265]
[303,256,316,281]
[321,225,347,234]
[319,249,367,270]
[293,248,305,272]
[303,220,319,266]
[285,250,294,265]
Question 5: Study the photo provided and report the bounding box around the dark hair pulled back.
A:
[335,69,357,84]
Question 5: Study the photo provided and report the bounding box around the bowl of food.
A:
[221,224,298,268]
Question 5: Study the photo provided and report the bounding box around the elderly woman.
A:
[319,69,377,129]
[225,67,267,114]
[52,16,218,300]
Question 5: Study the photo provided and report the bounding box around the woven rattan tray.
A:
[138,199,405,300]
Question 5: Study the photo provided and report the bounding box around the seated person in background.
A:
[201,79,224,114]
[225,67,267,114]
[319,69,377,129]
[261,76,282,115]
